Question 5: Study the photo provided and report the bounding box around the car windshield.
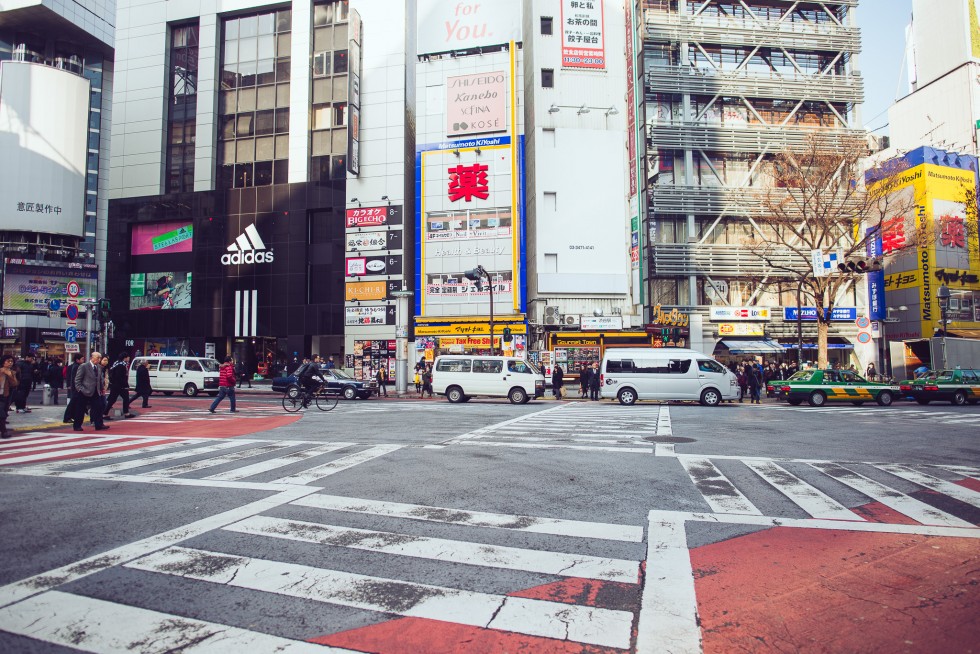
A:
[788,371,815,382]
[201,360,220,372]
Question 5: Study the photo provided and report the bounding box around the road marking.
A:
[149,442,298,477]
[0,436,134,456]
[742,460,861,521]
[457,441,654,453]
[273,444,403,485]
[678,456,762,515]
[636,511,702,654]
[291,494,645,542]
[127,546,634,650]
[656,406,672,437]
[225,515,640,582]
[203,443,357,480]
[79,441,248,474]
[655,443,675,456]
[0,591,347,653]
[0,439,190,474]
[875,464,980,509]
[810,463,974,527]
[442,403,568,444]
[0,438,164,465]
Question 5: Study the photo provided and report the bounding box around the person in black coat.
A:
[44,358,64,405]
[551,365,564,399]
[63,353,84,422]
[129,359,153,408]
[104,353,135,418]
[587,362,601,401]
[14,354,35,413]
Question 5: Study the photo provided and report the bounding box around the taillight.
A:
[900,384,911,391]
[924,385,939,391]
[781,386,791,392]
[600,374,605,385]
[766,385,774,392]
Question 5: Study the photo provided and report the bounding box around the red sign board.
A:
[345,205,403,228]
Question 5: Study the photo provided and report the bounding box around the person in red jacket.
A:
[208,356,238,413]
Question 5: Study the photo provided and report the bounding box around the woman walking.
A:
[421,365,434,398]
[551,364,564,400]
[0,355,20,438]
[129,359,153,408]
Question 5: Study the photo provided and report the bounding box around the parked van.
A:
[600,348,739,406]
[128,356,221,397]
[433,355,545,404]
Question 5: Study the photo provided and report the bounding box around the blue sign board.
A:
[865,226,883,258]
[783,307,859,322]
[64,327,78,343]
[47,299,61,312]
[867,269,886,321]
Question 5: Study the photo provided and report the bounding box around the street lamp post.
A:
[937,285,950,370]
[464,265,494,356]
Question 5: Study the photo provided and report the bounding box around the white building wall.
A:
[908,0,976,90]
[889,63,980,156]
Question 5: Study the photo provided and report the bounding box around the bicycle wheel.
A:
[315,393,339,411]
[282,392,305,412]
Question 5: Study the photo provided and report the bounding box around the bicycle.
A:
[281,381,338,412]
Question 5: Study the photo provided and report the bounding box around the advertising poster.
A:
[345,255,403,277]
[345,306,394,326]
[346,205,403,228]
[416,0,522,55]
[561,0,605,69]
[2,260,97,312]
[130,272,192,310]
[447,72,507,137]
[346,230,402,252]
[131,222,194,255]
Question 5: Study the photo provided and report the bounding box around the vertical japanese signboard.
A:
[347,9,362,176]
[561,0,605,69]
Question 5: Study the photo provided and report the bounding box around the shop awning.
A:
[721,339,784,354]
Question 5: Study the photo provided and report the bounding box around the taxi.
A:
[770,368,898,407]
[899,369,980,406]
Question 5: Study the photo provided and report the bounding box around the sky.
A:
[856,0,915,134]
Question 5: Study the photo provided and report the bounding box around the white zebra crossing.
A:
[759,404,980,425]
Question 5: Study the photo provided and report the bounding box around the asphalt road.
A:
[1,394,978,653]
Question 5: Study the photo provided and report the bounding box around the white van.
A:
[600,348,739,406]
[433,355,545,404]
[129,356,221,397]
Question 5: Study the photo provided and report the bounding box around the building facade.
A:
[636,0,868,365]
[107,0,364,375]
[0,0,114,357]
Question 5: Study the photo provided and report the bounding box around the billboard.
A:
[131,222,194,255]
[130,272,192,310]
[0,62,88,238]
[561,0,606,69]
[346,255,403,277]
[447,72,507,136]
[346,205,403,228]
[2,260,97,312]
[416,0,523,55]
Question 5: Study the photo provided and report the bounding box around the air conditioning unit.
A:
[543,305,560,326]
[563,314,581,327]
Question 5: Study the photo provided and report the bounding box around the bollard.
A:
[42,384,53,405]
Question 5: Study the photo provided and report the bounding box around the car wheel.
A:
[787,398,803,406]
[876,391,894,407]
[952,390,967,406]
[700,388,721,407]
[446,386,464,403]
[915,398,931,405]
[508,387,527,404]
[183,383,198,397]
[343,386,357,401]
[163,391,174,396]
[851,401,865,406]
[617,388,637,406]
[807,390,826,407]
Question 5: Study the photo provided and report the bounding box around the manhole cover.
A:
[643,436,696,443]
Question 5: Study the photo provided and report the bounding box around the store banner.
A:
[416,0,522,55]
[783,307,858,321]
[346,230,402,252]
[346,205,403,228]
[561,0,605,69]
[346,255,403,277]
[2,260,97,312]
[709,306,772,321]
[345,306,395,326]
[446,71,507,137]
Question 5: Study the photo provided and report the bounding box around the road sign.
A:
[64,327,78,343]
[66,304,79,322]
[48,299,61,312]
[856,331,872,344]
[64,343,80,353]
[855,316,870,329]
[66,280,81,298]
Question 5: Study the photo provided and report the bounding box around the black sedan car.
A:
[271,369,377,400]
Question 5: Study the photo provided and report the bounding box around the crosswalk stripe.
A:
[458,441,654,453]
[80,441,248,474]
[875,464,980,509]
[273,444,402,485]
[226,515,640,582]
[291,494,644,542]
[679,456,762,515]
[203,443,357,481]
[742,460,861,521]
[0,591,347,653]
[0,436,122,455]
[149,442,298,478]
[0,439,154,465]
[127,546,634,650]
[810,463,974,527]
[5,439,190,474]
[0,433,98,449]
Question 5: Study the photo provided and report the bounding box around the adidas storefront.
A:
[106,185,347,376]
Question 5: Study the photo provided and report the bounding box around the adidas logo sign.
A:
[221,224,275,265]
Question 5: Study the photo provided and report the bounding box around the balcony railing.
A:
[650,243,809,276]
[645,65,863,105]
[647,122,867,154]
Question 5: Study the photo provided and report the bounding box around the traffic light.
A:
[672,328,681,340]
[98,298,111,323]
[502,327,513,343]
[463,268,484,291]
[837,258,882,274]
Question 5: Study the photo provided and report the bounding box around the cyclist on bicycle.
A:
[293,358,325,401]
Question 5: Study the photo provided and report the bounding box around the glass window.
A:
[314,3,334,26]
[275,108,289,133]
[141,359,160,372]
[184,359,202,372]
[312,103,332,130]
[239,37,257,61]
[313,77,332,103]
[256,85,276,110]
[508,361,530,374]
[337,1,349,21]
[314,26,333,51]
[698,360,726,374]
[236,113,254,136]
[437,359,471,373]
[238,87,256,111]
[541,16,553,34]
[240,15,258,38]
[330,155,346,179]
[220,90,236,114]
[258,12,274,35]
[333,102,347,127]
[220,140,235,163]
[254,160,273,185]
[312,130,331,155]
[256,59,275,85]
[273,159,288,184]
[239,60,257,86]
[275,135,289,158]
[276,59,291,82]
[254,109,275,135]
[313,52,330,77]
[276,83,290,107]
[473,359,503,374]
[236,138,255,162]
[159,359,181,372]
[235,163,254,187]
[333,50,348,74]
[225,18,239,40]
[541,68,554,88]
[276,33,291,58]
[255,136,274,160]
[258,35,275,60]
[606,359,634,373]
[276,10,292,32]
[224,39,238,64]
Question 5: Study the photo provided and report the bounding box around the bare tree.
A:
[755,136,923,368]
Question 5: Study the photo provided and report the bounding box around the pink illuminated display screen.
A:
[131,222,194,255]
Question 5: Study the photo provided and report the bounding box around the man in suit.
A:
[73,351,109,432]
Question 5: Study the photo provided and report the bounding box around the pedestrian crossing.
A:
[0,493,645,652]
[759,403,980,425]
[444,403,665,452]
[118,404,284,423]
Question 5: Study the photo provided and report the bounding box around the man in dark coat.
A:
[73,352,109,431]
[103,353,135,419]
[63,353,84,422]
[588,362,601,401]
[129,359,153,408]
[44,358,64,406]
[14,354,34,413]
[551,365,564,399]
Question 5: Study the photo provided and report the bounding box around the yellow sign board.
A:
[346,281,388,301]
[415,323,527,337]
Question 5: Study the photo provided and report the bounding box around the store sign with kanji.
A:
[939,215,966,249]
[448,163,489,202]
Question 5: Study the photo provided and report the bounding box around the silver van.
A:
[600,348,739,406]
[129,356,221,397]
[433,355,545,404]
